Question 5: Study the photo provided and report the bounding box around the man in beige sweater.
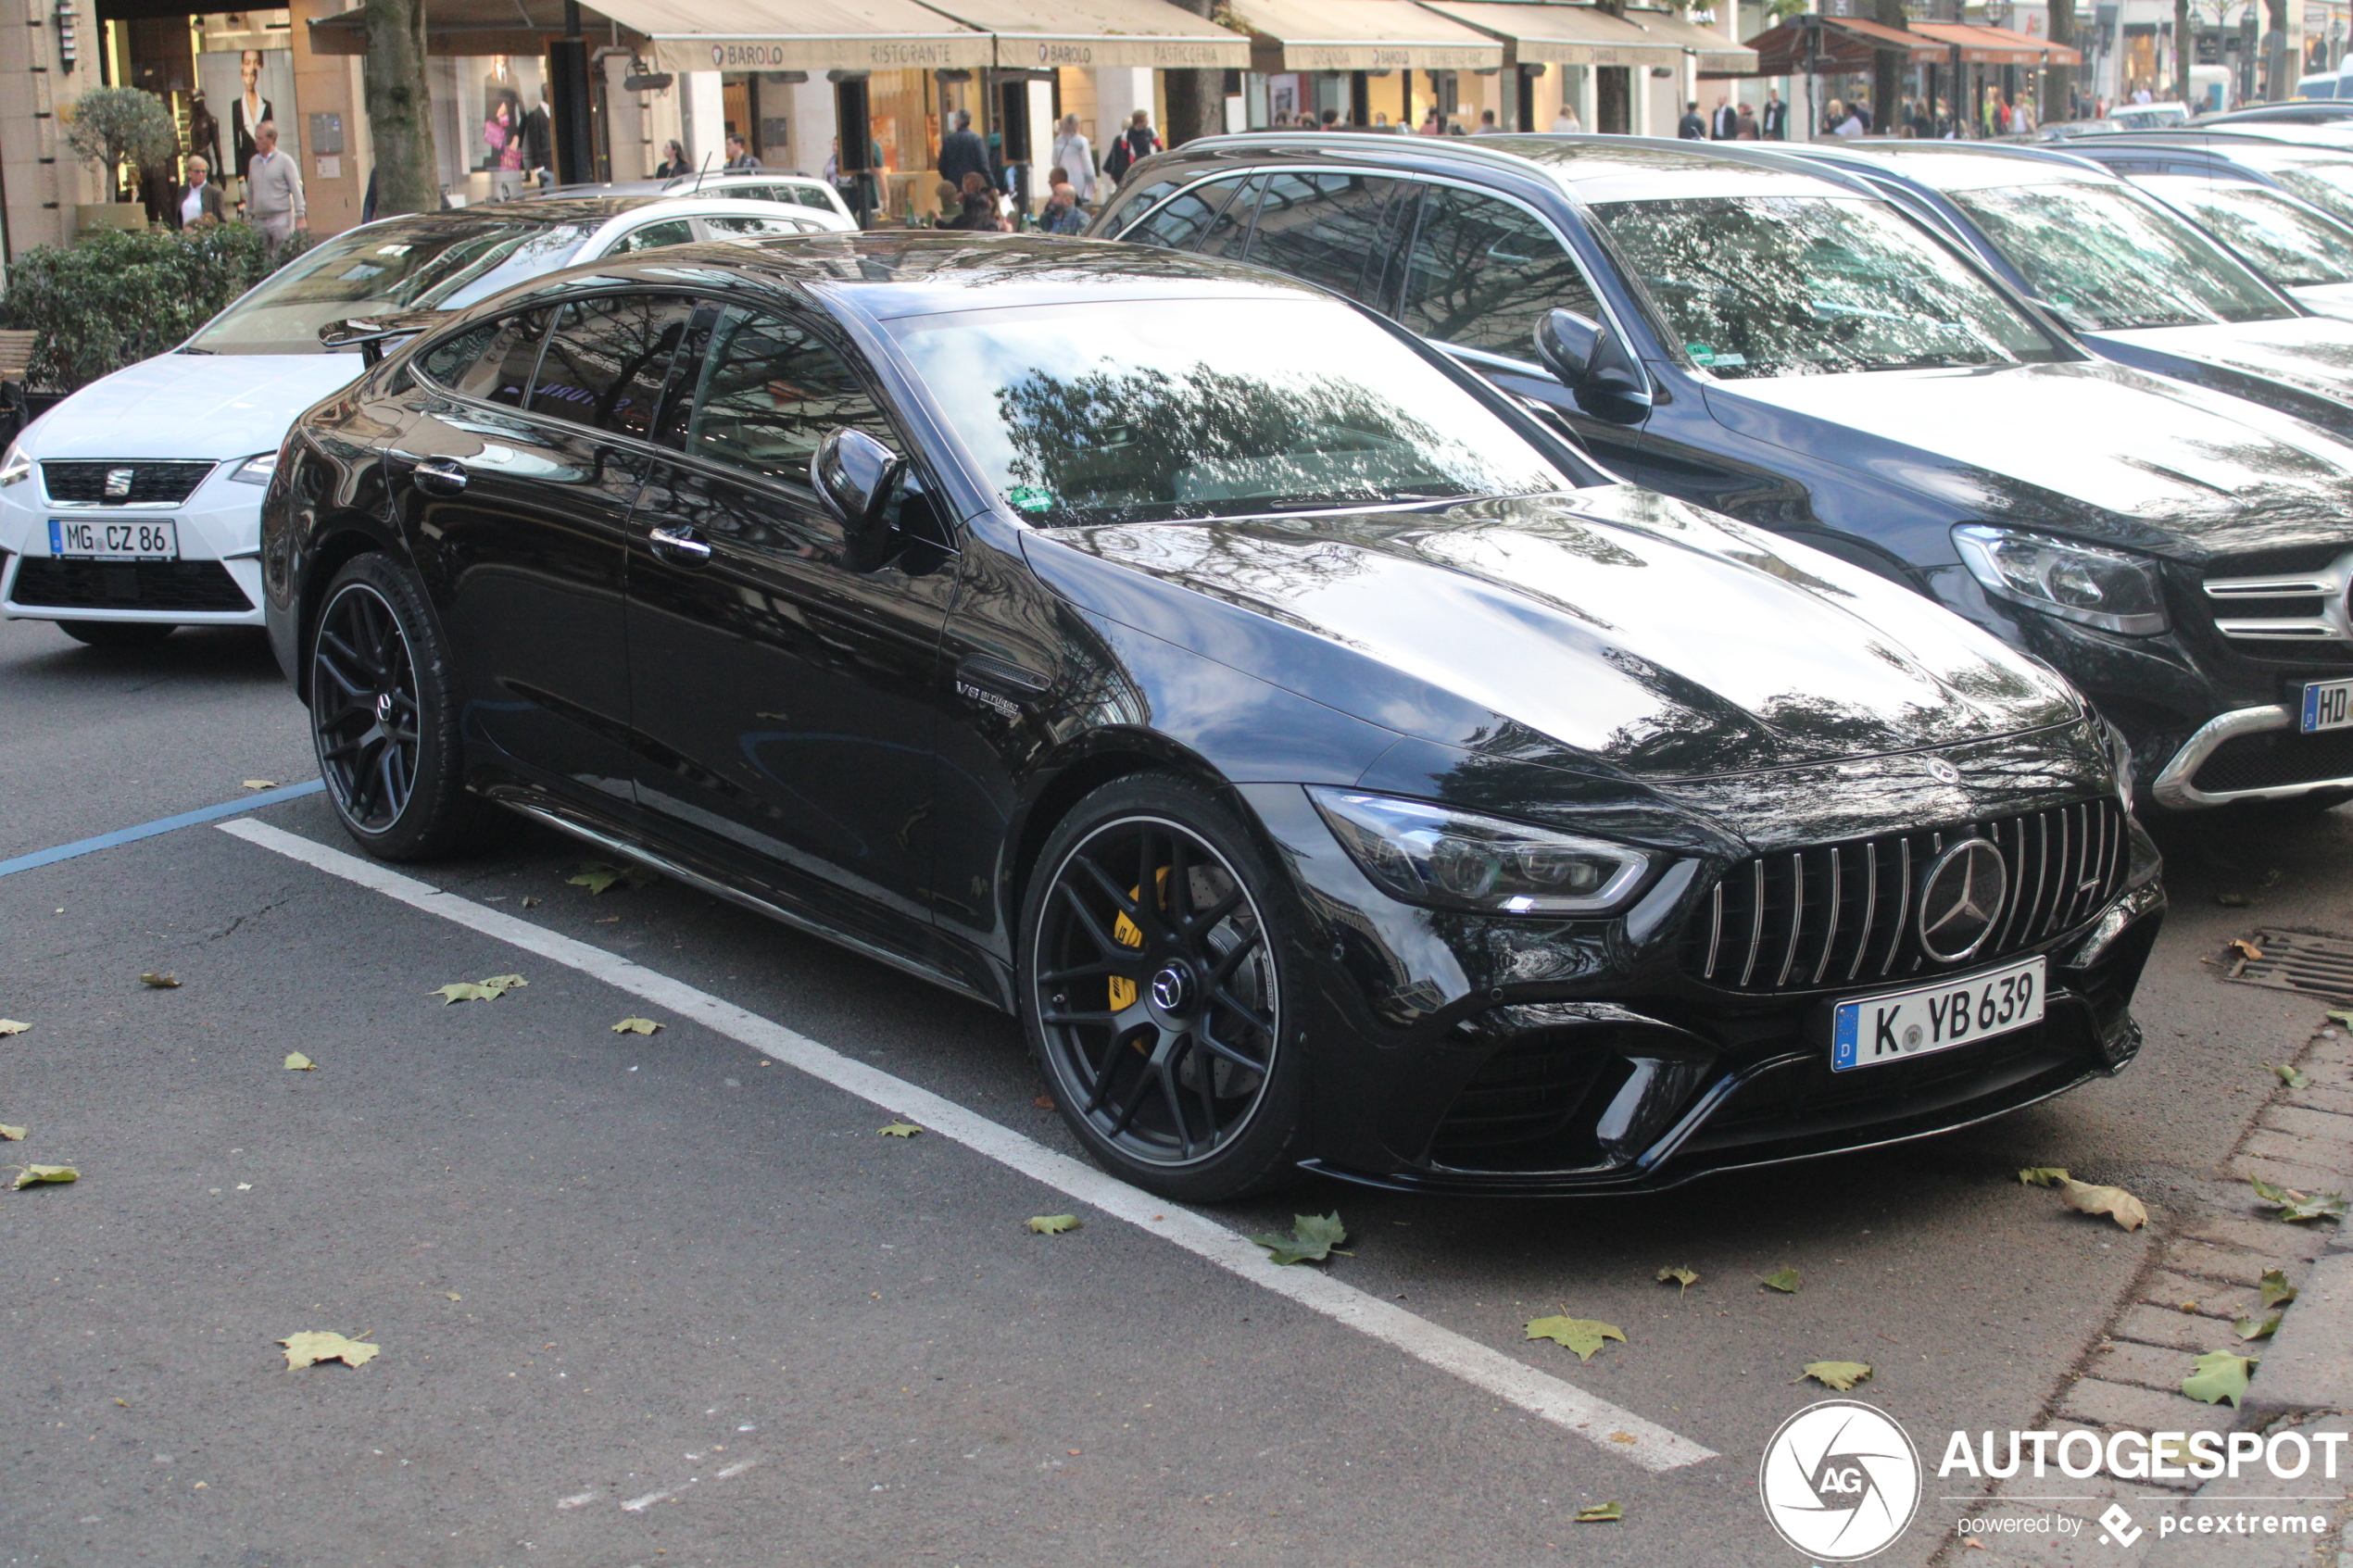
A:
[245,119,305,250]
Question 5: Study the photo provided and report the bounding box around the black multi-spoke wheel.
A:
[1022,776,1306,1200]
[307,554,489,860]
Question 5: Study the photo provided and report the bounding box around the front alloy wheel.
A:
[1024,777,1305,1200]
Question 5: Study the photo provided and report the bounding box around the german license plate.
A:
[1831,956,2045,1072]
[48,517,178,560]
[2301,677,2353,733]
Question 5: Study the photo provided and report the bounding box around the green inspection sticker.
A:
[1006,486,1057,513]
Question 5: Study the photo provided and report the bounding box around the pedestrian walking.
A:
[1761,89,1787,139]
[523,87,554,190]
[1101,110,1160,185]
[938,109,990,194]
[1679,100,1706,139]
[170,155,225,230]
[1734,103,1760,140]
[1051,114,1096,202]
[245,119,305,250]
[724,134,761,171]
[1711,94,1738,139]
[1550,105,1582,132]
[1473,108,1503,134]
[654,139,689,178]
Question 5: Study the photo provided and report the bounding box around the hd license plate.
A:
[2301,677,2353,734]
[1831,956,2045,1072]
[48,517,177,560]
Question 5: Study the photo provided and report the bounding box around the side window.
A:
[1245,171,1403,301]
[1104,176,1180,235]
[528,294,698,438]
[679,307,895,486]
[1399,186,1600,358]
[1124,178,1246,251]
[416,319,501,387]
[701,214,815,241]
[434,307,548,407]
[609,219,696,255]
[1193,174,1267,260]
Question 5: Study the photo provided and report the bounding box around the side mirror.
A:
[1535,308,1654,425]
[813,427,905,571]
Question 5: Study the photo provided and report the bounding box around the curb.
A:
[2243,1244,2353,1424]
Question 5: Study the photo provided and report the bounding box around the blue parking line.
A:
[0,779,327,879]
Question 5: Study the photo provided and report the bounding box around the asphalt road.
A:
[1,613,2346,1568]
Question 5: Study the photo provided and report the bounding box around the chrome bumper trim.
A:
[2148,704,2353,809]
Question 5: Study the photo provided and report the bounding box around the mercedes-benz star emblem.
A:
[1150,965,1189,1013]
[1921,756,1963,784]
[1917,839,2007,963]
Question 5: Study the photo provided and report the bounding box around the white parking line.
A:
[220,817,1718,1474]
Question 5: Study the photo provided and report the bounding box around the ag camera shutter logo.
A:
[1758,1400,1922,1561]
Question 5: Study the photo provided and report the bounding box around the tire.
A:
[307,553,490,860]
[58,620,173,651]
[1019,773,1309,1202]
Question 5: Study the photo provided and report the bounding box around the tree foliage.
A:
[61,86,180,192]
[0,224,309,390]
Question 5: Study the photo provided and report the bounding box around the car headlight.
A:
[1309,789,1651,915]
[1953,524,2169,635]
[0,442,31,486]
[229,451,279,486]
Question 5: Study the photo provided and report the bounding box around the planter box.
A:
[73,204,148,238]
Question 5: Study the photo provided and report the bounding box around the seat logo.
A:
[103,467,134,499]
[1918,839,2007,963]
[1758,1399,1920,1561]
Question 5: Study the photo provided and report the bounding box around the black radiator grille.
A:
[41,461,212,505]
[1685,799,2129,994]
[9,557,250,612]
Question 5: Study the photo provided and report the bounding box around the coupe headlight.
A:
[1309,789,1651,915]
[1953,524,2169,635]
[0,442,31,486]
[229,451,279,486]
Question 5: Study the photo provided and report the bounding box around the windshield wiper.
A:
[180,345,214,355]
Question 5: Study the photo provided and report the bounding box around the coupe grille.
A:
[41,461,213,505]
[1684,800,2129,993]
[10,558,250,612]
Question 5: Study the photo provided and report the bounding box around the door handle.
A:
[410,457,469,496]
[648,525,711,565]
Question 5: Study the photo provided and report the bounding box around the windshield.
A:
[2263,160,2353,228]
[883,297,1575,525]
[187,215,606,353]
[1589,194,2059,379]
[2158,182,2353,286]
[1942,181,2288,330]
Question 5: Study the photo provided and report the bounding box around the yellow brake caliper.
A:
[1105,866,1170,1013]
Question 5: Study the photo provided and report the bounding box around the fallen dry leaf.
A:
[519,897,541,909]
[482,974,526,992]
[2182,1350,2256,1407]
[0,1125,22,1141]
[2217,892,2249,908]
[283,1053,315,1071]
[0,1020,25,1036]
[1656,1265,1699,1296]
[2019,1167,2070,1187]
[1801,1361,1874,1391]
[446,1292,460,1301]
[2234,1311,2283,1341]
[2250,1176,2348,1223]
[877,1123,923,1137]
[2269,1062,2312,1089]
[139,972,180,988]
[1033,1095,1056,1110]
[12,1164,77,1189]
[1524,1316,1627,1363]
[433,973,525,1005]
[1026,1214,1081,1235]
[278,1331,379,1370]
[2060,1178,2148,1231]
[1249,1212,1350,1265]
[241,779,277,791]
[1761,1267,1802,1293]
[1574,1502,1622,1523]
[610,1017,661,1035]
[2226,937,2264,960]
[2259,1269,2298,1311]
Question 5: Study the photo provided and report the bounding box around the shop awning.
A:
[1222,0,1505,72]
[1619,7,1756,73]
[308,0,613,58]
[1910,20,2081,65]
[591,0,992,75]
[1735,15,1944,76]
[914,0,1251,69]
[1418,2,1681,68]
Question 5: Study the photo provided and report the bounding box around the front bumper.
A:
[2149,704,2353,809]
[1239,763,2164,1198]
[0,468,265,626]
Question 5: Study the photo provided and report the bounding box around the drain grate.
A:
[2224,930,2353,1000]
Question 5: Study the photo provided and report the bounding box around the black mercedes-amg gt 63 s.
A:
[260,233,2161,1201]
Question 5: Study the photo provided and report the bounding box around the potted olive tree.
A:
[61,86,178,237]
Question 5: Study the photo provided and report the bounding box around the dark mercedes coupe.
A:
[260,235,2160,1200]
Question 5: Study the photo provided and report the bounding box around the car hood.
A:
[1705,358,2353,559]
[2292,282,2353,321]
[2098,312,2353,404]
[23,351,364,460]
[1024,487,2082,783]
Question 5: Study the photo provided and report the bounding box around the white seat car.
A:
[0,194,842,647]
[537,172,860,226]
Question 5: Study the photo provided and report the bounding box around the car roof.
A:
[2074,132,2353,166]
[449,194,661,222]
[1154,131,1866,204]
[1779,142,2128,193]
[512,231,1344,320]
